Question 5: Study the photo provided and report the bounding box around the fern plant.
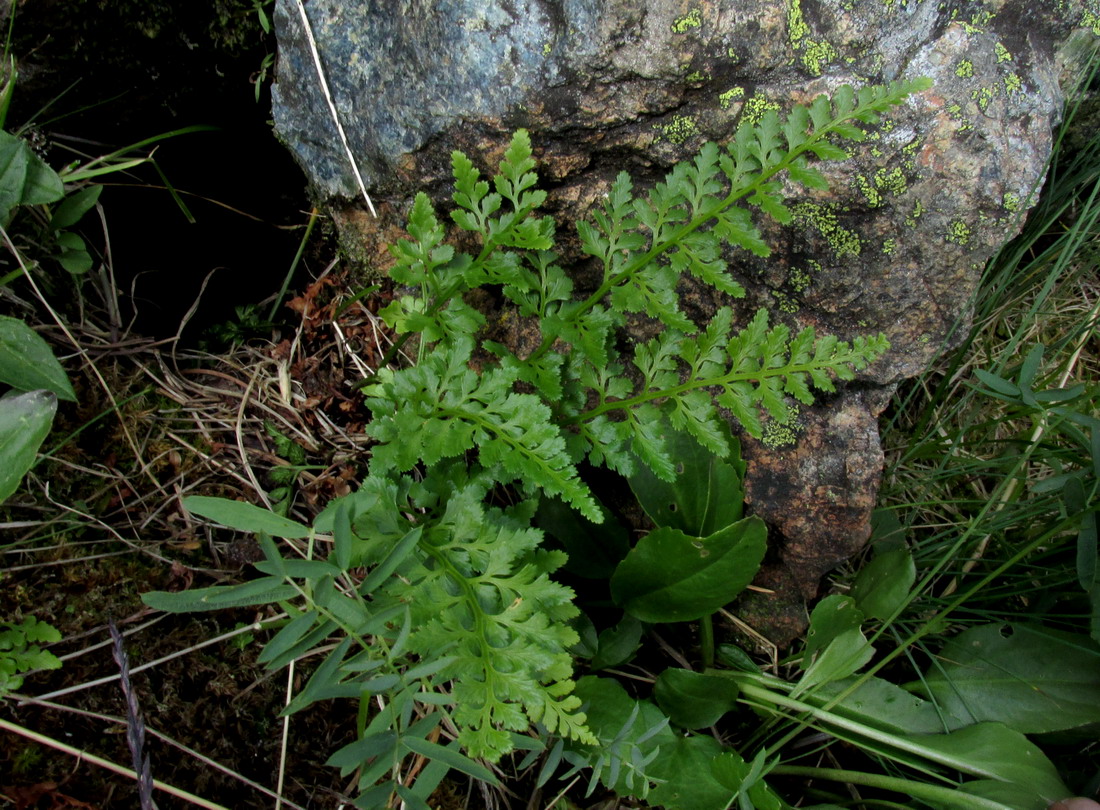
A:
[144,78,929,806]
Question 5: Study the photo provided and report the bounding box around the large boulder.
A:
[271,0,1095,642]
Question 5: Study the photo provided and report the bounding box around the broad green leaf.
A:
[646,735,733,810]
[0,130,63,221]
[141,577,297,612]
[591,614,643,670]
[0,389,56,502]
[653,668,740,729]
[183,495,311,538]
[710,750,785,810]
[814,676,958,735]
[900,723,1068,805]
[610,517,766,623]
[571,675,674,796]
[56,231,94,274]
[0,316,77,400]
[920,623,1100,734]
[627,424,744,536]
[536,494,629,579]
[796,627,874,692]
[952,779,1055,810]
[848,547,915,620]
[802,594,865,665]
[51,185,103,229]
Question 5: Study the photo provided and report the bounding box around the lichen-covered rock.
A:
[271,0,1096,642]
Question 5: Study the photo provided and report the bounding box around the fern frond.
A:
[364,348,601,522]
[400,485,596,759]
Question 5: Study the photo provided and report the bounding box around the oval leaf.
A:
[849,548,915,620]
[627,426,744,537]
[183,494,311,538]
[0,316,76,400]
[802,594,865,666]
[654,668,740,729]
[0,389,57,502]
[610,516,766,623]
[921,623,1100,734]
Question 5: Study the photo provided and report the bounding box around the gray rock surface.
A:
[272,0,1096,642]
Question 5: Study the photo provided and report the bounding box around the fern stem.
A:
[524,106,864,365]
[561,356,854,426]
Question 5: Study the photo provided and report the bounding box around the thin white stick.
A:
[275,660,294,810]
[294,0,377,217]
[0,717,230,810]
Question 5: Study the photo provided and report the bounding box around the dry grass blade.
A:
[0,717,231,810]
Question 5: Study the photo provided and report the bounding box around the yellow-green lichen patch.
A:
[719,86,745,109]
[773,289,800,314]
[727,46,737,59]
[882,238,896,256]
[743,92,780,125]
[657,115,699,144]
[542,41,553,56]
[761,404,803,449]
[946,220,971,244]
[686,70,710,83]
[994,42,1012,62]
[672,8,702,33]
[786,0,837,76]
[1004,73,1022,93]
[856,175,883,207]
[971,84,996,111]
[1002,191,1020,212]
[950,7,994,33]
[906,199,924,227]
[1084,8,1100,35]
[875,167,908,196]
[793,203,862,258]
[789,264,814,293]
[955,59,974,78]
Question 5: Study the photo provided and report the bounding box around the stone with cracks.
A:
[271,0,1097,643]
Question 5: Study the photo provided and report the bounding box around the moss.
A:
[671,8,702,33]
[658,115,699,144]
[946,220,971,244]
[955,59,974,78]
[743,92,781,125]
[793,203,862,258]
[719,86,745,109]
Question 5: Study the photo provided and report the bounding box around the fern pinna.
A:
[145,78,929,802]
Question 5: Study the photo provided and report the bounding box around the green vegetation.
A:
[1,13,1098,809]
